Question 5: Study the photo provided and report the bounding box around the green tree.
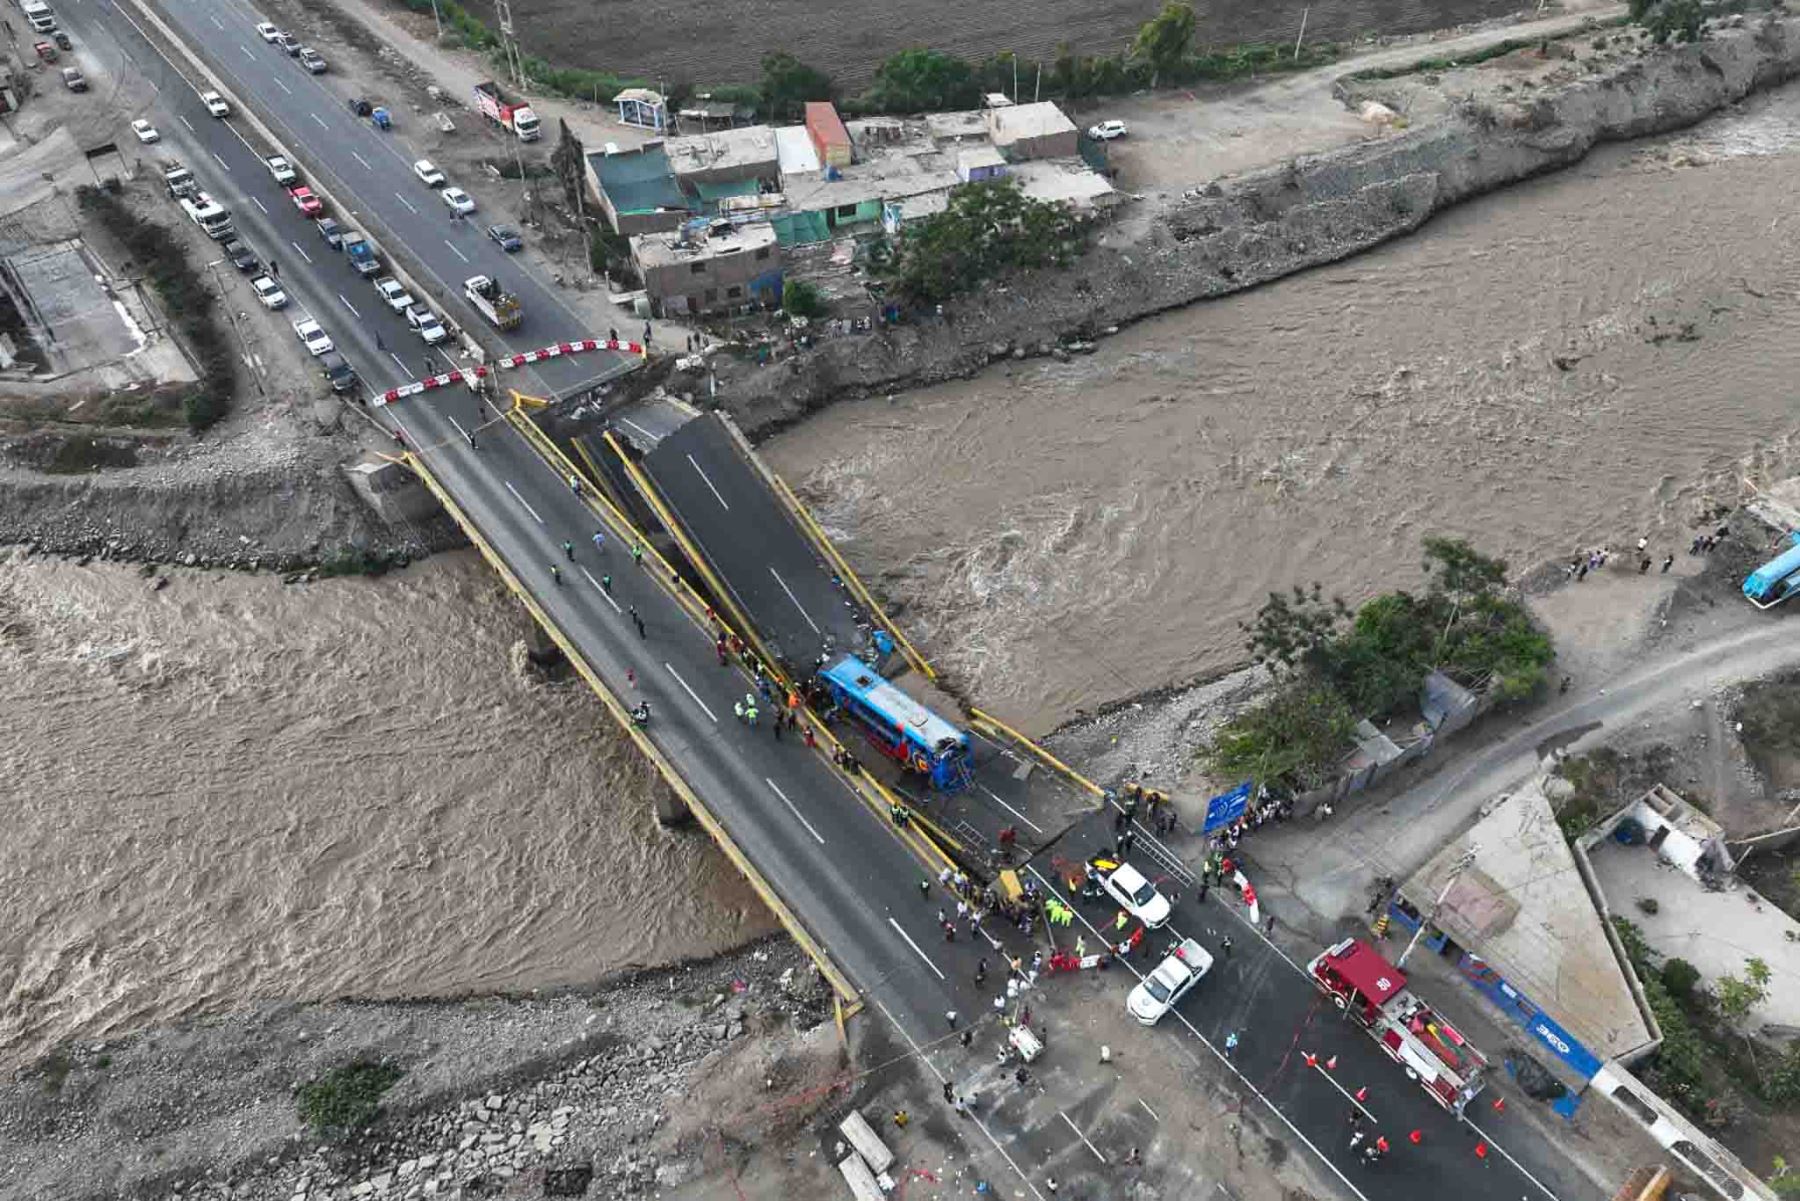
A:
[1639,0,1704,43]
[1714,957,1772,1025]
[760,51,833,121]
[1131,1,1197,86]
[782,279,826,319]
[1241,583,1348,674]
[893,179,1089,305]
[1204,683,1358,790]
[865,48,980,113]
[1421,535,1509,599]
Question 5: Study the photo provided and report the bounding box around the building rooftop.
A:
[1010,158,1119,209]
[957,146,1007,172]
[1402,778,1655,1064]
[664,125,779,178]
[774,125,821,176]
[925,109,989,143]
[985,101,1078,145]
[631,220,778,269]
[590,145,688,217]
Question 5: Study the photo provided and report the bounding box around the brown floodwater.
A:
[766,88,1800,733]
[0,552,774,1071]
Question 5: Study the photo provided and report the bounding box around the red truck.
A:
[472,81,539,142]
[1307,938,1490,1113]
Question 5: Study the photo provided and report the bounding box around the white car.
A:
[412,159,446,188]
[201,91,231,118]
[255,21,281,41]
[1126,937,1213,1025]
[439,186,474,216]
[1087,119,1129,141]
[250,274,288,309]
[293,317,333,356]
[1097,861,1172,929]
[373,276,415,314]
[130,118,159,143]
[265,155,297,185]
[405,304,447,344]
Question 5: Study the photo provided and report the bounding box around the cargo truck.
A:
[463,274,521,330]
[472,81,539,141]
[179,192,233,240]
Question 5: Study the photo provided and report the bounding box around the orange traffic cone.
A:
[1491,1096,1506,1113]
[1475,1142,1489,1159]
[1304,1052,1318,1068]
[1408,1129,1423,1145]
[1325,1055,1338,1071]
[1354,1086,1368,1102]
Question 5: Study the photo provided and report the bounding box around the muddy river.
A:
[0,553,774,1071]
[767,88,1800,732]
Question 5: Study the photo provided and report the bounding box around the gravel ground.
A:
[0,937,841,1201]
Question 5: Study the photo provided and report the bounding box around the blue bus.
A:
[1744,531,1800,609]
[820,655,972,792]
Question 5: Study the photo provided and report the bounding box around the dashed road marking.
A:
[765,777,824,844]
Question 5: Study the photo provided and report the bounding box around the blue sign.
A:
[1459,954,1604,1079]
[1203,781,1253,834]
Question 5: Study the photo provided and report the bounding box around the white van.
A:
[22,1,56,33]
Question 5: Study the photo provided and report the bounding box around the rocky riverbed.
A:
[0,939,840,1201]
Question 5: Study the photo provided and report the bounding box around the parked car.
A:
[373,275,415,314]
[1095,861,1172,929]
[405,304,447,345]
[60,66,86,91]
[222,239,259,273]
[265,155,297,185]
[316,216,344,249]
[486,224,522,253]
[200,91,230,118]
[412,159,446,188]
[53,29,70,50]
[130,118,159,143]
[347,97,372,117]
[439,186,475,216]
[1126,938,1213,1025]
[254,21,282,41]
[250,275,288,310]
[293,317,333,356]
[272,32,300,56]
[298,47,327,73]
[288,185,323,217]
[1087,119,1129,141]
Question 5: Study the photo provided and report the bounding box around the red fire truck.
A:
[1307,937,1489,1113]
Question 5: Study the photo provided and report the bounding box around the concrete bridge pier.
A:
[652,781,691,827]
[525,623,565,668]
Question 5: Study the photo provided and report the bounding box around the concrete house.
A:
[664,125,781,197]
[586,144,689,236]
[984,101,1079,161]
[632,221,783,316]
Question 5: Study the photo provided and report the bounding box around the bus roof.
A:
[821,656,967,751]
[1745,533,1800,597]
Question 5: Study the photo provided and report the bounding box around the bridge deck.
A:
[641,413,873,673]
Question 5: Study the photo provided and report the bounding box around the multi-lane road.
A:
[53,2,1609,1196]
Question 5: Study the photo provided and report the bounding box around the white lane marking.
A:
[768,566,821,634]
[393,190,416,212]
[869,997,1048,1201]
[351,152,375,172]
[271,76,291,94]
[211,151,231,172]
[250,196,268,214]
[688,452,730,510]
[664,662,720,724]
[979,784,1045,834]
[337,293,360,319]
[765,777,825,844]
[209,14,222,26]
[446,414,469,438]
[580,567,622,612]
[1024,864,1373,1201]
[886,918,946,981]
[619,417,657,441]
[443,239,468,263]
[1461,1118,1560,1201]
[310,113,327,130]
[239,43,253,59]
[1059,1111,1109,1164]
[1138,1097,1161,1122]
[179,114,195,132]
[389,351,409,374]
[504,480,543,524]
[289,241,313,264]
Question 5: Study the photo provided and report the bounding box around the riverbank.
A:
[730,11,1800,436]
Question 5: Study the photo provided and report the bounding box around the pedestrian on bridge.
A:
[1221,935,1233,959]
[1224,1030,1240,1058]
[600,574,612,594]
[549,564,562,585]
[563,540,574,561]
[568,473,581,493]
[773,715,782,741]
[632,543,645,567]
[592,531,606,553]
[716,634,729,665]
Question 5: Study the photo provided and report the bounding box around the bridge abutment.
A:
[652,781,691,827]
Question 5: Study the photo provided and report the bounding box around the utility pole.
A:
[206,258,264,397]
[429,0,442,39]
[1395,846,1476,969]
[1293,7,1310,61]
[493,0,525,91]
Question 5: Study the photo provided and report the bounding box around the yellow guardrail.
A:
[970,707,1104,797]
[767,472,937,682]
[403,449,861,1006]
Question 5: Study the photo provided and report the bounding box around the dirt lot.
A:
[463,0,1532,91]
[1735,671,1800,794]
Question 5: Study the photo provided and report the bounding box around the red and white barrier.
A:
[374,338,644,406]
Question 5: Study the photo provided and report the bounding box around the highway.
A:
[55,2,1614,1196]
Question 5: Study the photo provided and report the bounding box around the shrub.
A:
[893,178,1090,305]
[296,1060,403,1139]
[1661,957,1700,1000]
[782,279,827,319]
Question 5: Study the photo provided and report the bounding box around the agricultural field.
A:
[505,0,1526,91]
